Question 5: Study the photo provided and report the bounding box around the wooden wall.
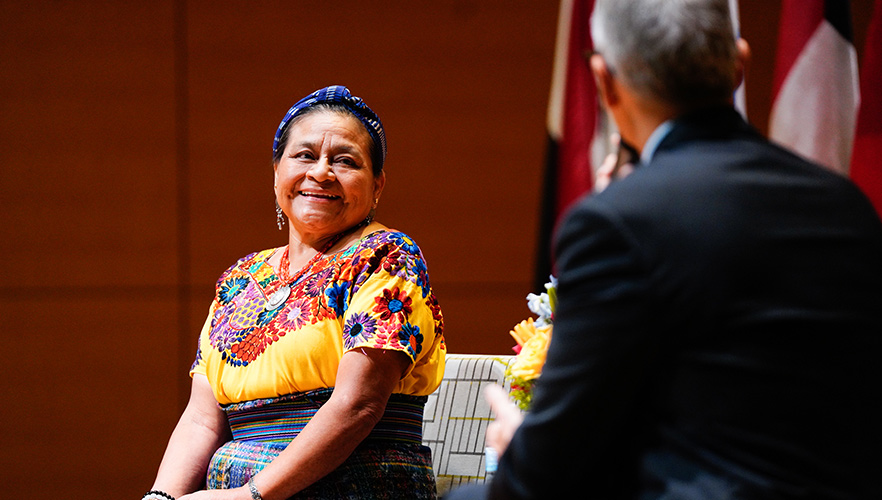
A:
[0,1,875,496]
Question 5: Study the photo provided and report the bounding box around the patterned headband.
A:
[272,85,387,168]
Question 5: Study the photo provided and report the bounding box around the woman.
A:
[144,86,446,500]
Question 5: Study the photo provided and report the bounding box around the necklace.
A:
[265,219,369,311]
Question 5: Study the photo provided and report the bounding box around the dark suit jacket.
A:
[447,107,882,500]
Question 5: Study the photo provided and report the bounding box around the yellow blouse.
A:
[190,230,446,405]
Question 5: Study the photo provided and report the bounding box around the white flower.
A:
[526,292,553,325]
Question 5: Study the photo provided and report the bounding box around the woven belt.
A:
[221,388,427,445]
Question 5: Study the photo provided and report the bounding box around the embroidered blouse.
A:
[190,230,446,405]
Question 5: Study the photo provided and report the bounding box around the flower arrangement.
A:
[505,277,556,410]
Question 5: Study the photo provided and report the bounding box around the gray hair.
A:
[591,0,738,108]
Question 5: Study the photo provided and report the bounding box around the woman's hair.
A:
[591,0,738,109]
[272,103,384,176]
[272,86,386,176]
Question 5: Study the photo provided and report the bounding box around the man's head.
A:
[591,0,742,109]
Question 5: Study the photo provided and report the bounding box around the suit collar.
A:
[654,106,759,156]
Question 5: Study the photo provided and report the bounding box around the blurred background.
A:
[1,0,876,496]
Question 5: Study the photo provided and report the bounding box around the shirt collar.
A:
[640,120,675,165]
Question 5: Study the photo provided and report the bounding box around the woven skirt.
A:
[206,389,436,499]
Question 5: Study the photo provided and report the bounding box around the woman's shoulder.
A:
[349,229,433,295]
[357,228,424,256]
[216,247,280,284]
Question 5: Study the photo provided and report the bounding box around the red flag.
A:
[535,0,599,287]
[550,0,598,218]
[769,0,860,175]
[851,0,882,217]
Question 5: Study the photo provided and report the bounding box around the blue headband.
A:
[272,85,386,168]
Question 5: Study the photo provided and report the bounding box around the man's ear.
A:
[734,38,751,90]
[590,54,619,109]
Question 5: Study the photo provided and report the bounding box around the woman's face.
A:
[274,110,385,242]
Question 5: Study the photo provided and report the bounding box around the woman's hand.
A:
[483,384,524,457]
[178,486,250,500]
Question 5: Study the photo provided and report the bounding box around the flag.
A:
[534,0,743,288]
[768,0,860,175]
[851,0,882,217]
[535,0,599,289]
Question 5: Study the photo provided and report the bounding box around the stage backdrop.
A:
[0,0,875,497]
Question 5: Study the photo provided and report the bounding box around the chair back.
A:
[421,353,513,495]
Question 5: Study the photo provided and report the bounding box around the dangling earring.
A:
[366,198,378,225]
[275,201,286,230]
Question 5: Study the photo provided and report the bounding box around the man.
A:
[447,0,882,498]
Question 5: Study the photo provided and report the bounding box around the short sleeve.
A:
[339,232,446,394]
[188,305,215,378]
[188,252,260,379]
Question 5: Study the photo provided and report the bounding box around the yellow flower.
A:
[508,321,551,381]
[509,317,540,346]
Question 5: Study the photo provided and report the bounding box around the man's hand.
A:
[594,133,636,193]
[483,384,524,457]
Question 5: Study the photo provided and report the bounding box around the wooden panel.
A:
[0,295,180,497]
[0,2,180,497]
[0,1,178,288]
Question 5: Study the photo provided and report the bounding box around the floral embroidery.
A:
[341,245,358,258]
[249,260,276,287]
[304,267,334,297]
[382,248,407,278]
[412,258,431,298]
[210,306,235,350]
[218,276,250,304]
[326,282,351,317]
[191,336,203,372]
[343,312,378,349]
[201,231,443,367]
[393,233,420,254]
[229,327,263,366]
[227,290,264,330]
[278,298,309,331]
[256,305,283,327]
[374,286,413,321]
[398,323,423,358]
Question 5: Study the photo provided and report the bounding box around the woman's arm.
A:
[251,347,408,500]
[151,373,230,498]
[177,348,409,500]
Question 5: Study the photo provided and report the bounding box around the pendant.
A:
[266,285,291,311]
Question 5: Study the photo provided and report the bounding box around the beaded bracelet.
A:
[142,490,175,500]
[248,476,264,500]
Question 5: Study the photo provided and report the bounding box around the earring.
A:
[275,202,286,230]
[369,201,378,223]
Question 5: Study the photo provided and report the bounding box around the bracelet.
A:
[142,490,175,500]
[248,476,264,500]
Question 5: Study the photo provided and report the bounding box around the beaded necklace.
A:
[265,220,368,311]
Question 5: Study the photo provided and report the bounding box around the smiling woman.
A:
[145,86,447,500]
[274,111,384,246]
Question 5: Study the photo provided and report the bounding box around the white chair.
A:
[422,353,513,495]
